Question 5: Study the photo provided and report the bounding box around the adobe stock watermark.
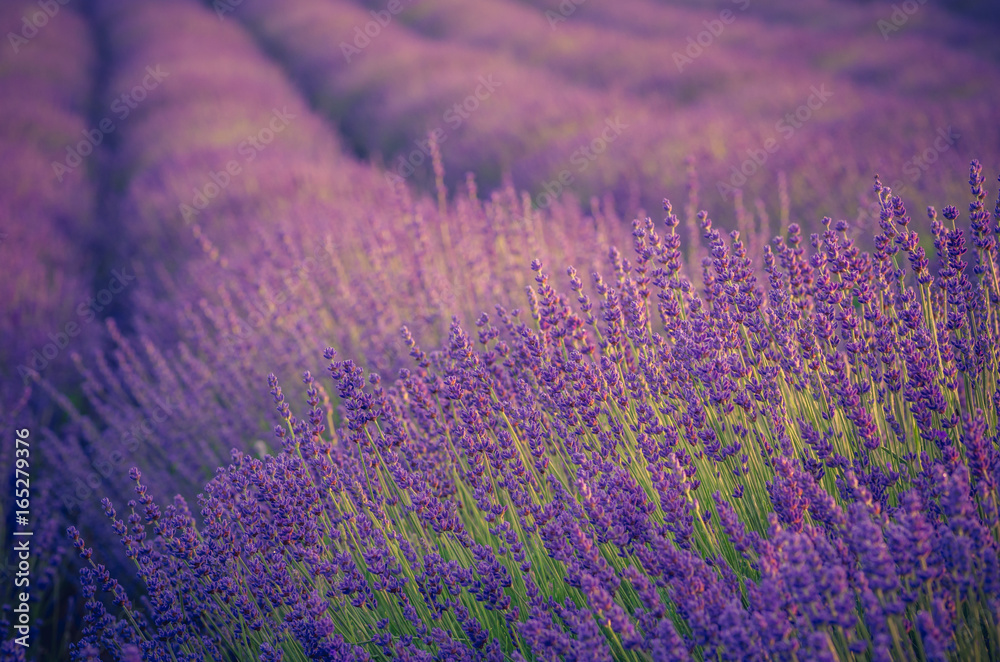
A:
[213,0,242,19]
[877,0,927,40]
[61,395,180,513]
[52,65,169,183]
[673,0,750,72]
[383,75,501,186]
[717,84,832,200]
[179,106,296,224]
[884,126,960,197]
[16,267,136,383]
[340,0,416,62]
[217,245,335,350]
[21,355,216,515]
[534,116,628,209]
[6,0,70,54]
[546,0,588,29]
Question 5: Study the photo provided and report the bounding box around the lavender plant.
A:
[68,162,1000,661]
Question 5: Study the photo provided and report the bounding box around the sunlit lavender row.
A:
[37,0,630,549]
[64,163,1000,661]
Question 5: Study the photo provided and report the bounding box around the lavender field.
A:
[2,0,1000,660]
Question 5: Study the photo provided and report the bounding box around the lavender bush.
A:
[67,163,1000,661]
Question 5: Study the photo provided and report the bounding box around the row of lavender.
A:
[0,3,102,659]
[68,163,1000,660]
[237,0,1000,230]
[403,0,1000,221]
[0,0,622,656]
[42,0,630,576]
[0,2,99,399]
[43,0,399,535]
[235,0,633,204]
[4,0,406,654]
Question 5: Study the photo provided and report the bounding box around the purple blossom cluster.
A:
[65,164,1000,661]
